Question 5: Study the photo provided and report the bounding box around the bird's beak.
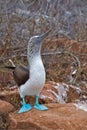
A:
[40,29,51,41]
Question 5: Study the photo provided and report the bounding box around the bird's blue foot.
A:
[34,103,48,111]
[18,104,32,113]
[18,97,32,114]
[34,95,48,111]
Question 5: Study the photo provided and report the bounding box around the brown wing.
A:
[13,65,29,86]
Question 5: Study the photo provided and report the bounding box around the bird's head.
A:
[29,29,51,46]
[28,29,51,57]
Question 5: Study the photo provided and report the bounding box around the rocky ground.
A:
[0,81,87,130]
[8,103,87,130]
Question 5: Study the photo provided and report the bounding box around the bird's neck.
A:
[30,52,41,63]
[29,52,45,78]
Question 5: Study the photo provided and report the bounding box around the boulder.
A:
[8,103,87,130]
[0,100,14,130]
[40,82,80,104]
[0,87,20,109]
[0,100,14,115]
[40,83,58,103]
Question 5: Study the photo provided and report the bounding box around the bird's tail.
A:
[4,66,16,69]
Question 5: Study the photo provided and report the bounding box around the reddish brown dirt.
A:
[8,103,87,130]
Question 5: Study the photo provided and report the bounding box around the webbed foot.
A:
[18,103,32,113]
[18,97,32,114]
[34,104,48,111]
[34,95,48,111]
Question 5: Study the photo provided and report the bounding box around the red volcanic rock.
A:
[0,87,20,109]
[40,83,58,104]
[40,82,80,104]
[8,103,87,130]
[0,100,14,115]
[0,100,14,130]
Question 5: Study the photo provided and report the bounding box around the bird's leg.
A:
[34,95,48,111]
[18,97,32,114]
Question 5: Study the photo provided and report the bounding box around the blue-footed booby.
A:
[18,30,51,113]
[4,30,51,113]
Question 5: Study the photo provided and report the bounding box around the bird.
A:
[18,30,51,113]
[5,29,51,113]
